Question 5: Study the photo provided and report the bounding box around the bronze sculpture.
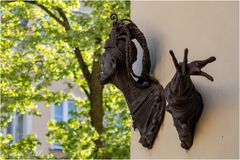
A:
[164,48,216,149]
[100,13,216,150]
[99,13,166,149]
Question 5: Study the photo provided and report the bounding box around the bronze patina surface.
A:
[100,13,166,149]
[100,13,216,150]
[164,49,216,149]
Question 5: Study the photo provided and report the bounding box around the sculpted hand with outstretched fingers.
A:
[165,48,216,150]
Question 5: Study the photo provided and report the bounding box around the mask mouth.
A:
[99,71,106,85]
[99,69,115,85]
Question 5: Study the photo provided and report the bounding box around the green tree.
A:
[1,1,130,159]
[0,133,54,159]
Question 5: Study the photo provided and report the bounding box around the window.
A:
[6,112,30,142]
[52,100,77,149]
[54,100,77,122]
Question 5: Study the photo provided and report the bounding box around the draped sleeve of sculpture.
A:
[100,13,166,149]
[164,48,216,150]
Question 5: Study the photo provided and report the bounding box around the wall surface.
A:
[131,1,239,159]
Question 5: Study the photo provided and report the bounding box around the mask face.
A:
[99,49,116,85]
[99,13,167,149]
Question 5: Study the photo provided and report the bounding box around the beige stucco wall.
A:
[131,1,239,159]
[32,102,51,154]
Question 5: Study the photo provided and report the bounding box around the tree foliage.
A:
[1,0,130,159]
[0,133,53,159]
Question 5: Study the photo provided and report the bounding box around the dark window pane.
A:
[68,101,76,119]
[16,115,24,141]
[54,102,63,122]
[6,121,13,135]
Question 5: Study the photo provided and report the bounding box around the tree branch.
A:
[80,84,90,99]
[74,48,91,83]
[24,1,65,28]
[55,7,71,31]
[23,1,92,84]
[54,7,91,83]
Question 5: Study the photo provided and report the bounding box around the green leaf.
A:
[1,1,130,159]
